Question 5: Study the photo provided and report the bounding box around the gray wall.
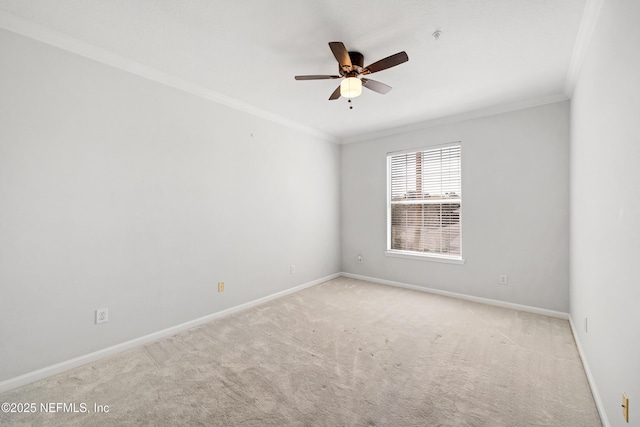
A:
[0,29,341,382]
[341,101,570,312]
[570,0,640,425]
[7,8,638,424]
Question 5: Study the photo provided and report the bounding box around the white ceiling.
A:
[0,0,587,142]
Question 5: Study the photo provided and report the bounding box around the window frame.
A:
[386,142,464,264]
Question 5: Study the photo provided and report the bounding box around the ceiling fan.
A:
[295,42,409,100]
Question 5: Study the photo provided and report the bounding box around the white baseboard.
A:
[340,272,570,319]
[340,273,611,422]
[2,271,607,427]
[568,316,610,427]
[0,273,340,394]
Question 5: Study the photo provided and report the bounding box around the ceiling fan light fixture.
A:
[294,42,409,101]
[340,77,362,98]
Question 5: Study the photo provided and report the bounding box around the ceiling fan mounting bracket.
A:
[338,52,364,76]
[349,51,364,69]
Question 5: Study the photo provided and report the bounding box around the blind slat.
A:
[388,144,462,257]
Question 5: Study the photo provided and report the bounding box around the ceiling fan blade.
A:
[295,75,341,80]
[329,41,352,69]
[362,51,409,75]
[361,78,392,94]
[329,85,341,100]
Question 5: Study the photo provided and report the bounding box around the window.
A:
[387,143,462,261]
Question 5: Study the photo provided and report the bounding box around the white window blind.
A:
[387,144,462,259]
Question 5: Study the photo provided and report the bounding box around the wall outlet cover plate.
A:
[96,308,108,324]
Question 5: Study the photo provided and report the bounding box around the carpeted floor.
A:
[0,277,601,426]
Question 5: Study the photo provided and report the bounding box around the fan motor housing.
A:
[342,51,364,75]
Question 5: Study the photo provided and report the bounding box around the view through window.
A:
[387,143,462,259]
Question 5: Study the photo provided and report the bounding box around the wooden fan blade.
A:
[329,85,341,100]
[295,75,341,80]
[329,42,352,69]
[362,51,409,75]
[361,78,392,94]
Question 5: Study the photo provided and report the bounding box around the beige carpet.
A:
[0,277,601,426]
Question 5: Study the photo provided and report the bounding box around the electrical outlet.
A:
[499,274,508,285]
[358,255,363,263]
[290,265,296,274]
[622,392,629,422]
[96,308,108,324]
[218,282,224,292]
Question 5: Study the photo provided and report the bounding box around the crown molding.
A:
[563,0,605,97]
[341,92,569,144]
[0,11,338,143]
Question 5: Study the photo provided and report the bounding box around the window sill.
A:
[385,250,465,265]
